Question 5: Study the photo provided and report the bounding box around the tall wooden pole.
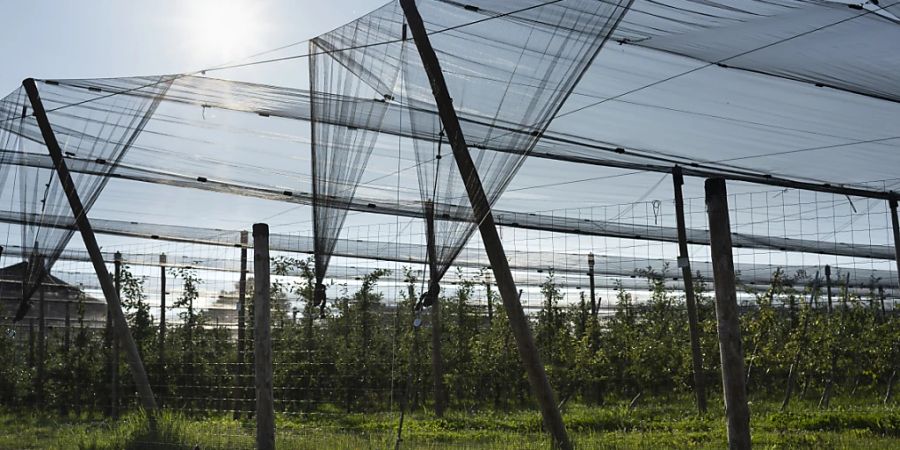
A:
[424,201,446,417]
[588,253,597,318]
[235,230,249,419]
[825,265,833,313]
[890,199,900,291]
[705,178,751,450]
[398,3,570,447]
[253,223,275,450]
[673,166,708,414]
[112,251,122,419]
[22,78,157,413]
[158,253,166,407]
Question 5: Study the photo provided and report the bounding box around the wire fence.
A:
[0,186,898,447]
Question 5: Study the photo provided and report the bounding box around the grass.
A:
[1,397,897,449]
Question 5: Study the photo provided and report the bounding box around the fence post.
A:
[588,253,597,318]
[673,166,707,414]
[253,223,275,450]
[424,201,446,417]
[112,251,122,419]
[705,178,751,450]
[235,230,249,419]
[158,253,166,407]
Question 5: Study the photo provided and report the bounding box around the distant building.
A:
[0,262,106,327]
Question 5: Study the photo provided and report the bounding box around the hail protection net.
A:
[308,1,405,303]
[396,0,631,296]
[0,77,171,319]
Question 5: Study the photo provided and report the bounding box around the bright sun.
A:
[183,0,263,61]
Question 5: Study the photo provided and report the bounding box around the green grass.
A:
[1,398,897,449]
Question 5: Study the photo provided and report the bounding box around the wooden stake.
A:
[705,178,751,450]
[398,3,570,447]
[253,223,275,450]
[235,230,249,419]
[891,199,900,292]
[673,166,707,414]
[588,253,597,318]
[424,201,446,417]
[158,253,166,407]
[112,251,122,419]
[22,78,157,413]
[825,265,833,314]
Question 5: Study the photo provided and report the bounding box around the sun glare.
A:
[183,0,263,61]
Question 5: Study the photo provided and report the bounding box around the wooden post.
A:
[484,271,494,325]
[235,230,249,419]
[588,253,597,318]
[704,178,751,450]
[22,78,157,413]
[253,223,275,450]
[158,253,166,407]
[424,201,446,417]
[673,166,708,414]
[825,265,833,313]
[36,283,45,405]
[891,199,900,292]
[112,251,122,419]
[398,3,570,447]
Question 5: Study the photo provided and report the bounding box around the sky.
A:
[1,0,897,312]
[0,0,387,92]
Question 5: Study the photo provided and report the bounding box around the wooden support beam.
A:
[673,166,707,414]
[398,2,570,447]
[22,78,158,414]
[704,178,751,450]
[253,223,275,450]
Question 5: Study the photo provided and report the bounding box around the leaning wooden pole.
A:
[398,2,570,447]
[22,78,158,413]
[672,166,707,414]
[253,223,275,450]
[705,178,751,450]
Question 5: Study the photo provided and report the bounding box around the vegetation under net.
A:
[1,257,897,448]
